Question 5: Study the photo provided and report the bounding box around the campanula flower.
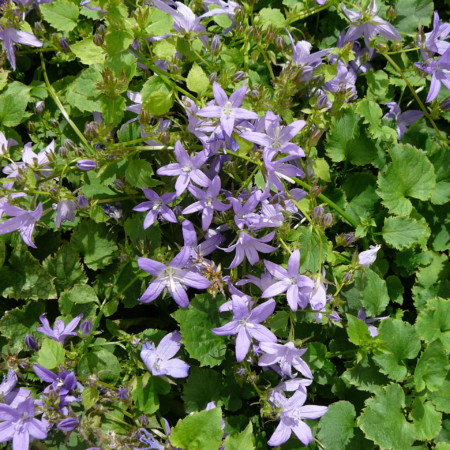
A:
[383,102,423,140]
[0,27,42,70]
[36,313,83,345]
[358,244,381,266]
[133,189,177,229]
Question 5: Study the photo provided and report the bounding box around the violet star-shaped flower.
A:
[181,219,223,260]
[0,397,48,449]
[182,176,230,230]
[261,250,314,311]
[418,11,450,58]
[263,154,304,192]
[211,296,277,362]
[32,365,77,396]
[133,189,177,229]
[197,82,258,137]
[229,189,262,230]
[36,313,83,345]
[141,331,189,378]
[137,246,210,308]
[156,141,210,196]
[267,390,328,447]
[383,102,423,140]
[54,200,76,228]
[0,202,43,248]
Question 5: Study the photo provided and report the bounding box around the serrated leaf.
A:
[132,375,171,415]
[104,27,133,55]
[223,423,254,450]
[78,348,121,383]
[0,81,31,126]
[71,221,118,270]
[346,314,372,346]
[40,0,79,32]
[358,384,416,449]
[170,408,223,450]
[428,374,450,413]
[0,246,57,300]
[186,63,209,94]
[59,284,99,319]
[410,398,442,441]
[257,8,286,28]
[393,0,433,34]
[317,401,356,450]
[343,357,390,393]
[65,67,102,112]
[382,216,430,249]
[43,242,87,293]
[414,341,449,392]
[37,339,66,369]
[70,38,105,65]
[82,386,99,410]
[355,99,382,133]
[377,143,436,215]
[373,319,421,381]
[182,367,221,413]
[343,172,379,222]
[416,298,450,351]
[173,294,226,367]
[146,7,174,36]
[125,159,155,189]
[100,95,125,126]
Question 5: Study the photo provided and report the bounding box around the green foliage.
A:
[257,8,286,29]
[70,38,106,65]
[187,63,209,94]
[382,216,430,249]
[125,159,156,189]
[78,348,121,383]
[37,339,66,369]
[132,375,171,414]
[415,298,450,351]
[414,341,449,392]
[223,423,254,450]
[40,0,80,32]
[393,0,433,34]
[0,82,31,127]
[182,367,221,413]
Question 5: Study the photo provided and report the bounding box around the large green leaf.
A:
[132,374,171,415]
[37,339,66,369]
[393,0,433,34]
[0,82,31,126]
[414,341,449,392]
[78,348,121,383]
[182,367,221,413]
[382,216,430,250]
[410,398,442,441]
[416,298,450,352]
[40,0,79,32]
[223,423,254,450]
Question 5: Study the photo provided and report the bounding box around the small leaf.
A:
[416,298,450,351]
[82,386,99,410]
[70,38,105,65]
[78,348,121,383]
[0,82,31,127]
[186,63,209,94]
[182,367,221,413]
[257,8,286,29]
[125,159,156,189]
[37,339,66,369]
[132,375,171,415]
[346,314,371,346]
[40,0,79,32]
[410,398,442,441]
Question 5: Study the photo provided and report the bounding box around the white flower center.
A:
[222,101,233,117]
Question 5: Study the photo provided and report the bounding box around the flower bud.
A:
[322,213,333,227]
[79,320,93,337]
[59,38,70,53]
[93,32,104,46]
[24,334,38,351]
[59,146,68,158]
[209,72,217,84]
[77,195,89,208]
[313,205,324,218]
[211,35,220,55]
[232,71,246,82]
[113,179,125,190]
[77,159,97,171]
[441,97,450,111]
[386,5,396,21]
[34,101,45,115]
[85,122,99,140]
[139,415,149,426]
[57,417,79,432]
[49,118,59,128]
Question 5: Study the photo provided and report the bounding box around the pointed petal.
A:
[164,358,190,378]
[249,298,276,323]
[211,321,239,336]
[249,324,277,343]
[291,420,313,446]
[157,332,181,359]
[261,280,289,298]
[138,257,166,276]
[267,421,292,447]
[182,271,210,289]
[139,280,165,303]
[235,328,251,362]
[212,82,228,105]
[32,365,56,383]
[169,284,190,308]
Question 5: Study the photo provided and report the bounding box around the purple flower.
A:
[57,417,79,432]
[223,231,277,269]
[0,397,48,449]
[197,82,258,136]
[0,370,31,408]
[24,334,38,351]
[383,102,423,140]
[79,320,93,337]
[54,200,76,227]
[0,132,17,155]
[258,341,312,379]
[212,296,277,362]
[156,141,210,196]
[0,27,42,70]
[229,189,262,230]
[182,176,230,230]
[33,365,77,396]
[323,61,357,100]
[137,428,165,450]
[36,313,83,345]
[137,247,210,308]
[181,219,223,260]
[261,250,314,311]
[418,11,450,58]
[76,159,97,171]
[267,390,328,447]
[0,203,43,248]
[357,308,388,337]
[133,189,177,229]
[141,331,189,378]
[358,244,381,266]
[263,154,304,192]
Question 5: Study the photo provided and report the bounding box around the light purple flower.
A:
[323,60,357,99]
[212,296,277,362]
[261,250,314,311]
[182,176,230,230]
[0,397,48,449]
[76,159,97,171]
[418,11,450,58]
[54,200,76,227]
[357,308,388,337]
[0,370,31,409]
[358,244,381,266]
[0,132,17,156]
[0,202,43,248]
[181,219,223,260]
[137,247,210,308]
[33,365,77,396]
[0,27,42,71]
[267,390,328,447]
[157,141,210,196]
[36,313,83,345]
[141,331,189,378]
[263,154,304,192]
[229,189,262,230]
[258,341,313,379]
[57,417,79,432]
[383,102,423,139]
[197,82,258,137]
[133,189,177,229]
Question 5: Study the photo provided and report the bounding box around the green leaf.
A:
[393,0,433,34]
[410,398,442,441]
[43,242,87,293]
[342,172,379,222]
[428,374,450,413]
[358,383,416,449]
[132,375,171,415]
[124,216,161,248]
[70,38,105,65]
[40,0,79,32]
[82,386,99,410]
[366,69,390,103]
[0,246,57,300]
[0,302,44,351]
[343,357,390,393]
[416,298,450,352]
[429,146,450,205]
[346,314,372,346]
[78,348,121,383]
[146,7,174,36]
[125,159,156,189]
[355,99,383,134]
[65,67,102,112]
[317,401,356,450]
[59,284,100,318]
[386,275,404,304]
[382,216,430,250]
[104,27,133,55]
[186,63,209,94]
[100,95,125,126]
[223,423,254,450]
[140,76,173,116]
[373,319,421,381]
[173,294,227,367]
[182,367,221,413]
[0,82,31,126]
[170,408,223,450]
[414,341,449,392]
[71,221,118,270]
[377,143,436,215]
[37,339,66,370]
[257,8,286,28]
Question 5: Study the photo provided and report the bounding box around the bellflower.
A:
[0,397,48,449]
[141,331,189,378]
[358,244,381,266]
[0,132,17,156]
[197,82,258,137]
[181,219,223,260]
[261,250,314,311]
[133,189,177,229]
[33,365,77,396]
[36,313,83,345]
[0,27,43,71]
[267,390,328,447]
[0,202,43,248]
[54,200,76,227]
[182,176,230,230]
[229,189,262,230]
[383,102,423,140]
[418,11,450,57]
[268,378,312,407]
[156,141,210,196]
[137,246,210,308]
[212,296,277,362]
[263,154,304,192]
[323,61,357,100]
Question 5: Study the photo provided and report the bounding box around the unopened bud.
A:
[313,206,324,218]
[77,159,97,171]
[24,334,38,351]
[209,72,217,84]
[93,33,104,46]
[322,213,333,227]
[49,118,59,128]
[139,415,149,426]
[77,195,89,208]
[232,71,246,82]
[113,179,125,190]
[79,320,93,337]
[34,100,45,115]
[85,122,99,140]
[386,5,396,21]
[441,97,450,111]
[59,38,70,53]
[211,35,220,55]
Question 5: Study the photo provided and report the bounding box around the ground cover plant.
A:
[0,0,449,448]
